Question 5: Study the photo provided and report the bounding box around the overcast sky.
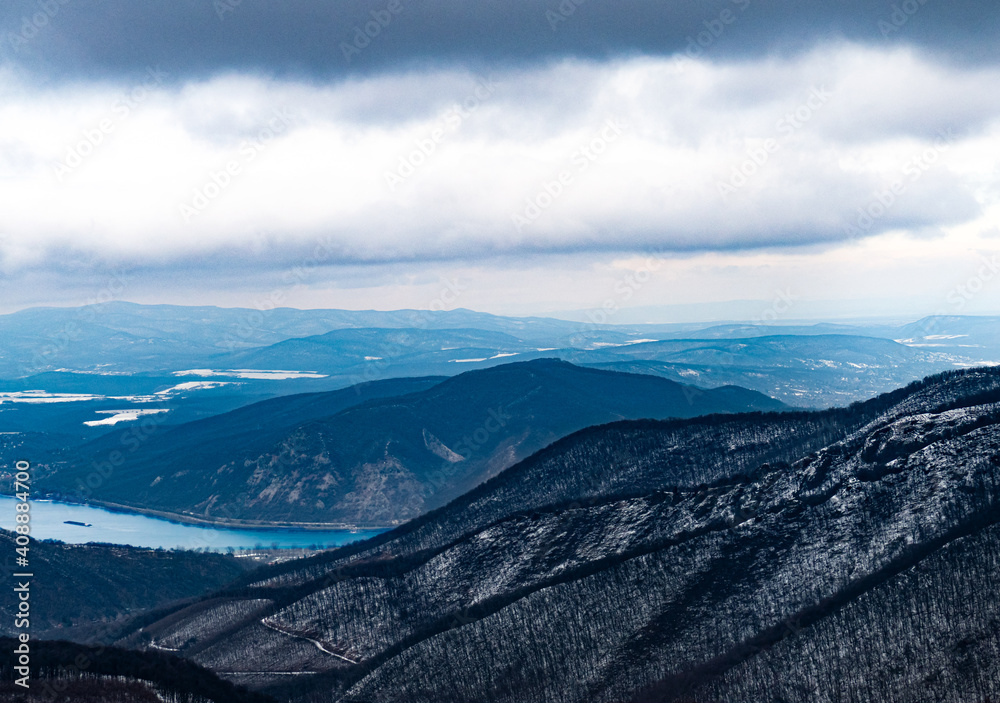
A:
[1,0,998,320]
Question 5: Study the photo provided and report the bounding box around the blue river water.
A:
[0,495,386,550]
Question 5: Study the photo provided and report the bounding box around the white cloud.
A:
[0,43,998,277]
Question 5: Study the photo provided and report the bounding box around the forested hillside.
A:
[0,638,274,703]
[0,531,249,640]
[31,360,783,526]
[109,367,1000,702]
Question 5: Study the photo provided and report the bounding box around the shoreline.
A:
[0,493,393,533]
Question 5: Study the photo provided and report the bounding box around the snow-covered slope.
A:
[118,368,1000,702]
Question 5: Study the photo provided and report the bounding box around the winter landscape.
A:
[2,1,1000,701]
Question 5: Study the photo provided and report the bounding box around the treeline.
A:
[110,366,1000,702]
[218,366,1000,593]
[0,676,201,702]
[0,638,276,703]
[0,531,249,638]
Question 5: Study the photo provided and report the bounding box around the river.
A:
[0,495,386,550]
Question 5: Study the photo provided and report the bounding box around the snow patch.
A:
[174,369,328,380]
[590,339,658,348]
[0,391,103,404]
[155,381,232,395]
[84,409,170,427]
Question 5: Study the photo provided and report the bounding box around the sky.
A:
[1,0,999,321]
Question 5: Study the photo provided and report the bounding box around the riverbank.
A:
[0,495,388,551]
[5,492,394,532]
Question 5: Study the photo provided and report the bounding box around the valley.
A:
[6,5,998,699]
[2,305,999,702]
[107,366,1000,703]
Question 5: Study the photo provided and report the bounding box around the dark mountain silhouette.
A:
[108,367,1000,702]
[0,530,249,640]
[576,333,950,406]
[33,359,783,526]
[0,637,275,702]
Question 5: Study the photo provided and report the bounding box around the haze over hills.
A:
[3,304,998,413]
[204,330,956,407]
[111,367,1000,703]
[27,360,784,526]
[0,302,656,377]
[579,334,950,407]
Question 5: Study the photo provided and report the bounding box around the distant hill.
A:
[0,301,664,377]
[115,367,1000,703]
[650,321,886,339]
[894,314,1000,361]
[0,375,445,484]
[578,333,950,407]
[3,303,996,409]
[208,330,961,407]
[217,326,539,379]
[32,359,785,526]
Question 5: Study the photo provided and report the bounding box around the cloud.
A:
[0,43,995,283]
[2,0,999,84]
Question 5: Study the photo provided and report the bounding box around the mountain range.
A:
[78,365,1000,703]
[0,530,249,640]
[3,303,999,409]
[27,359,784,526]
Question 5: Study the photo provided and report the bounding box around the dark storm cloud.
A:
[1,0,998,82]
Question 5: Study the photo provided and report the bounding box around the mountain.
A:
[111,366,1000,702]
[4,303,997,412]
[894,314,1000,362]
[0,375,446,487]
[649,321,887,339]
[201,329,964,407]
[578,333,952,406]
[0,530,250,640]
[29,360,785,526]
[218,326,540,380]
[0,302,671,378]
[0,638,275,702]
[5,301,992,373]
